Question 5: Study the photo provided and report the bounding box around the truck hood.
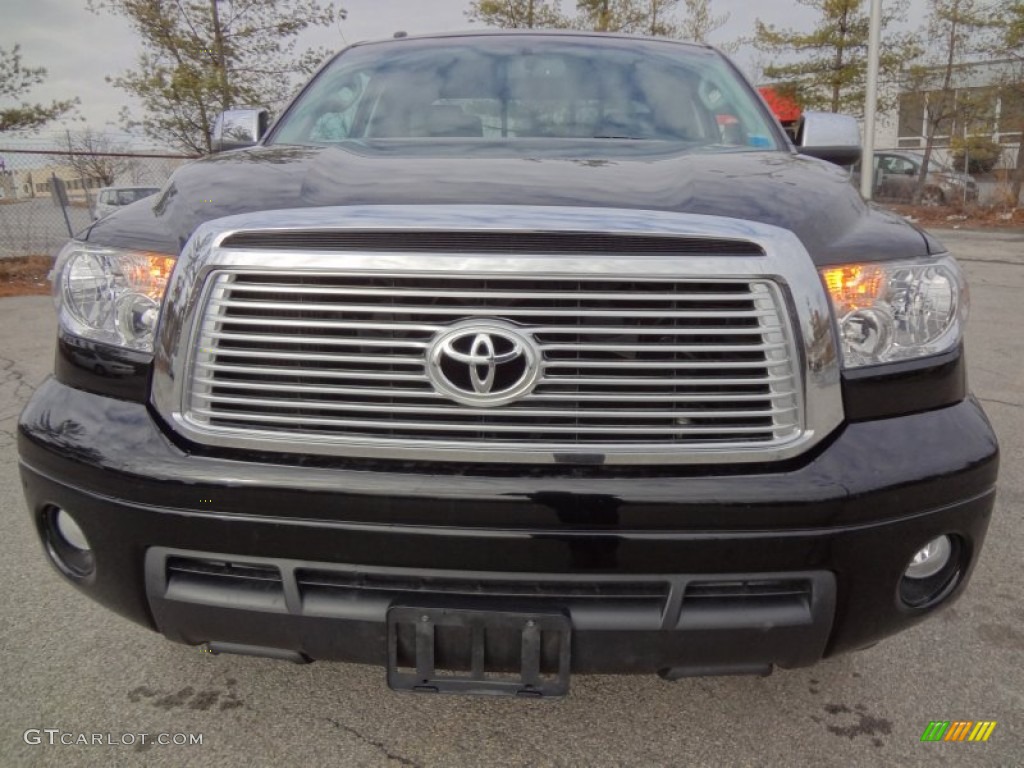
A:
[86,142,937,264]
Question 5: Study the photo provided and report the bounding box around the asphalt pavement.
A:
[0,228,1021,767]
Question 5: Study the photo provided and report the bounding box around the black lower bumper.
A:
[143,545,838,677]
[18,379,999,678]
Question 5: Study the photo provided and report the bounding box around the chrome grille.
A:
[183,271,802,454]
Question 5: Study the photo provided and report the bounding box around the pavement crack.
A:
[979,397,1023,410]
[0,354,38,446]
[0,353,38,403]
[323,718,422,768]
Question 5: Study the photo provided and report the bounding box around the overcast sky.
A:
[3,0,932,146]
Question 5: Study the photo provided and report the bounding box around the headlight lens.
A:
[52,242,175,352]
[820,255,967,368]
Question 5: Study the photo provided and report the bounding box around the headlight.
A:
[820,255,967,368]
[52,241,175,353]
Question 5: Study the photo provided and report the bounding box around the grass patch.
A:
[0,255,52,298]
[887,203,1023,229]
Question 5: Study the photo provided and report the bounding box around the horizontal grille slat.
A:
[203,386,436,399]
[295,568,670,602]
[512,392,797,402]
[201,354,425,368]
[532,327,769,336]
[214,321,773,336]
[164,557,286,612]
[192,409,783,435]
[216,284,761,302]
[209,332,778,351]
[213,298,775,320]
[167,557,282,583]
[192,382,797,403]
[193,360,421,376]
[196,363,424,380]
[208,331,779,353]
[217,316,445,332]
[544,360,789,370]
[193,392,797,420]
[684,579,811,600]
[195,374,794,390]
[206,331,431,348]
[539,375,793,386]
[183,267,804,457]
[540,342,787,353]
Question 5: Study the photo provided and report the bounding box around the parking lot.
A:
[0,228,1021,767]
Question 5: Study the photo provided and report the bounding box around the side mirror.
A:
[210,108,270,152]
[795,111,861,166]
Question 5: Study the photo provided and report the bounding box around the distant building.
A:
[876,59,1022,172]
[0,169,15,199]
[758,59,1022,177]
[11,164,105,201]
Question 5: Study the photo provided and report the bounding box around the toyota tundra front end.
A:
[18,32,998,697]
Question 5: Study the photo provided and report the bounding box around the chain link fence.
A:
[875,143,1024,207]
[0,147,195,259]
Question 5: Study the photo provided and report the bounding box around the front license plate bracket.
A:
[386,606,571,697]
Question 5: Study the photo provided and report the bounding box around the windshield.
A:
[271,37,781,152]
[107,188,159,205]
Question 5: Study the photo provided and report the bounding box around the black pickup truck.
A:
[19,31,998,697]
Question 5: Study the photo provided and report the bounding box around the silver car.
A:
[852,151,978,205]
[92,186,161,220]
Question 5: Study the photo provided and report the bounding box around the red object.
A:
[758,87,802,123]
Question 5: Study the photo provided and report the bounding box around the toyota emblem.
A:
[426,321,541,407]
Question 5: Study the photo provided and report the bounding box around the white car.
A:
[92,186,161,220]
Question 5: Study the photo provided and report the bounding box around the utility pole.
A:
[861,0,883,200]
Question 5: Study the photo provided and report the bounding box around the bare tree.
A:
[466,0,569,27]
[573,0,685,35]
[678,0,729,43]
[909,0,993,204]
[467,0,736,43]
[991,0,1024,203]
[53,129,137,188]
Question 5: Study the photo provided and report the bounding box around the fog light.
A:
[905,535,952,579]
[42,506,95,579]
[900,535,961,608]
[55,508,90,551]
